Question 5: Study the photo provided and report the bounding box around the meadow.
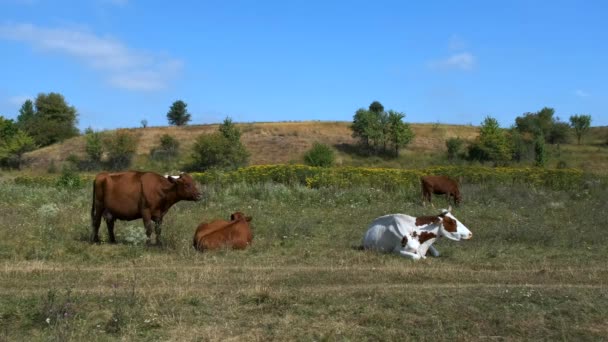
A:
[1,176,607,341]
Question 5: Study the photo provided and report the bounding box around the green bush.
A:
[150,134,180,161]
[445,138,464,161]
[103,130,139,171]
[187,132,248,171]
[303,142,335,167]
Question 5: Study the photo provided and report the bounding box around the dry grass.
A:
[22,122,480,169]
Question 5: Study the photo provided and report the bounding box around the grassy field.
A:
[1,179,607,341]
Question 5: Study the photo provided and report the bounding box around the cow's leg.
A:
[397,249,423,260]
[90,205,103,244]
[427,245,440,257]
[106,218,117,244]
[142,210,155,245]
[153,219,163,246]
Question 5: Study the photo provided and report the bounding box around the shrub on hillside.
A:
[103,130,139,170]
[303,142,335,167]
[445,138,464,161]
[150,134,180,161]
[188,132,248,171]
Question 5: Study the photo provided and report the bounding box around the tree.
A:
[85,130,104,164]
[166,100,191,126]
[303,142,335,167]
[150,134,180,161]
[386,110,414,156]
[514,107,555,140]
[534,134,547,167]
[351,108,377,148]
[547,120,571,145]
[103,130,139,170]
[369,101,384,114]
[569,114,591,145]
[16,93,79,147]
[0,116,36,168]
[351,102,412,156]
[219,117,241,142]
[445,137,464,161]
[16,99,35,129]
[467,116,511,165]
[188,117,249,171]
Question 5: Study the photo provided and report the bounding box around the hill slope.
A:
[21,121,608,173]
[22,122,479,169]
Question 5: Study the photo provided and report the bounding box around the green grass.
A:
[1,180,607,341]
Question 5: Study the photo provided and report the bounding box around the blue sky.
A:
[0,0,606,130]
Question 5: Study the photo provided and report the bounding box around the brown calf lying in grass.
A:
[193,212,253,252]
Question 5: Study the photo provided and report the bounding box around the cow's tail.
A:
[90,179,96,222]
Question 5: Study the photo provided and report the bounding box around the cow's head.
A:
[437,206,472,241]
[167,173,202,201]
[230,212,252,222]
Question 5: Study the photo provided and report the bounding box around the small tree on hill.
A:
[351,101,413,156]
[468,116,512,165]
[150,134,180,161]
[188,117,249,171]
[534,134,547,167]
[85,130,104,165]
[569,114,591,145]
[103,130,139,170]
[386,110,414,157]
[219,117,241,142]
[304,142,335,167]
[446,137,464,161]
[166,100,191,126]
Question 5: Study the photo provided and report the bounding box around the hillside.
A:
[22,122,478,169]
[21,121,608,173]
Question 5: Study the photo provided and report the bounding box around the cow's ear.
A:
[246,216,252,222]
[230,214,236,221]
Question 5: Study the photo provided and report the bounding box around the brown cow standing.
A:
[421,175,461,207]
[91,171,201,244]
[193,212,253,252]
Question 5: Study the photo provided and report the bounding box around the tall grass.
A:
[0,180,607,340]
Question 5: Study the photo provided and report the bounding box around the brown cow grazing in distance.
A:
[421,175,461,207]
[193,212,253,252]
[91,171,201,244]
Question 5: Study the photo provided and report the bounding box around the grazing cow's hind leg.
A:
[142,210,155,245]
[106,218,117,243]
[154,220,163,245]
[91,213,102,243]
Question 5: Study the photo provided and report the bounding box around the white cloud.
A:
[429,52,476,71]
[575,89,590,97]
[0,23,183,91]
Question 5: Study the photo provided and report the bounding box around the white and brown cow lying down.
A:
[193,212,253,252]
[362,207,472,260]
